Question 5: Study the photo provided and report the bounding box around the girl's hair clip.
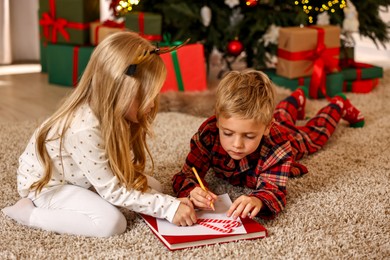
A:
[125,38,191,76]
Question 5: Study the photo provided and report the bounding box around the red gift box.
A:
[160,44,207,92]
[343,78,379,93]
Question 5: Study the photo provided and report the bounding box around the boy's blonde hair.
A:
[215,69,276,125]
[31,31,166,193]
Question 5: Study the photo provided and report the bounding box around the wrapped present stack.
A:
[339,59,383,94]
[39,0,99,86]
[124,11,207,93]
[274,25,342,99]
[266,25,383,99]
[39,2,208,92]
[338,44,383,93]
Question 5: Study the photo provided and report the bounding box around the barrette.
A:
[125,38,191,76]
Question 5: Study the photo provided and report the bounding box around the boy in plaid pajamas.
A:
[172,69,364,220]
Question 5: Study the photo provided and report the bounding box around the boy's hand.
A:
[172,198,197,226]
[227,195,262,219]
[189,187,218,210]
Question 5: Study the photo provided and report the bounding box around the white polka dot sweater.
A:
[16,104,180,223]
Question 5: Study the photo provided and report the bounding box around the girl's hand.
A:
[227,195,263,219]
[189,187,218,210]
[172,198,197,226]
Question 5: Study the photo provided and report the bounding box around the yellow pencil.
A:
[191,167,215,211]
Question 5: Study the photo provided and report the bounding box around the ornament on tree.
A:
[316,11,330,25]
[225,0,240,8]
[200,6,212,27]
[261,24,279,47]
[229,8,244,27]
[227,38,244,56]
[343,0,359,32]
[246,0,258,7]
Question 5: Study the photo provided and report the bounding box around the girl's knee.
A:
[98,209,127,237]
[111,211,127,236]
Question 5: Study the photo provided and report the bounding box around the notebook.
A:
[139,193,267,250]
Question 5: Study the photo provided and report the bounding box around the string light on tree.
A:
[246,0,258,7]
[294,0,347,23]
[110,0,140,16]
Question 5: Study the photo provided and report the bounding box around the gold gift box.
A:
[276,25,340,79]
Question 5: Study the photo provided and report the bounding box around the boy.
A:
[172,69,364,220]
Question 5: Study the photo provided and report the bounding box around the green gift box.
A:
[265,69,344,99]
[341,64,383,81]
[39,0,99,45]
[339,46,354,67]
[125,12,162,41]
[40,41,48,73]
[47,44,95,87]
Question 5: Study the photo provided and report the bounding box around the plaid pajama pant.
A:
[274,95,343,161]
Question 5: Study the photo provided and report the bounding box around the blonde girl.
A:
[2,32,197,237]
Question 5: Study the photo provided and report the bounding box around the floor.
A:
[0,63,224,122]
[0,66,72,122]
[0,47,389,123]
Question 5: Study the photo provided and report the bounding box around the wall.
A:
[10,0,39,62]
[353,9,390,67]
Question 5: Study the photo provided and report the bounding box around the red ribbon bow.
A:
[308,27,340,98]
[39,0,89,44]
[40,13,70,43]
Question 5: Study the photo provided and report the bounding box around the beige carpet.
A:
[1,73,390,259]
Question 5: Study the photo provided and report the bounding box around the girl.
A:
[2,32,197,237]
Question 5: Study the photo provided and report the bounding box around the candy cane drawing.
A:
[197,218,241,233]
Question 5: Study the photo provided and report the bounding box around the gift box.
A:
[277,25,341,98]
[47,44,95,87]
[277,25,340,79]
[40,41,48,72]
[343,78,379,93]
[265,69,344,99]
[341,64,383,81]
[39,0,100,45]
[339,46,354,68]
[125,12,162,41]
[90,20,126,45]
[159,43,207,92]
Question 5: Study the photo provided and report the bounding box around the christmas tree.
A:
[115,0,390,69]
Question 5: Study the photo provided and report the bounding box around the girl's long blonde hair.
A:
[31,32,167,193]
